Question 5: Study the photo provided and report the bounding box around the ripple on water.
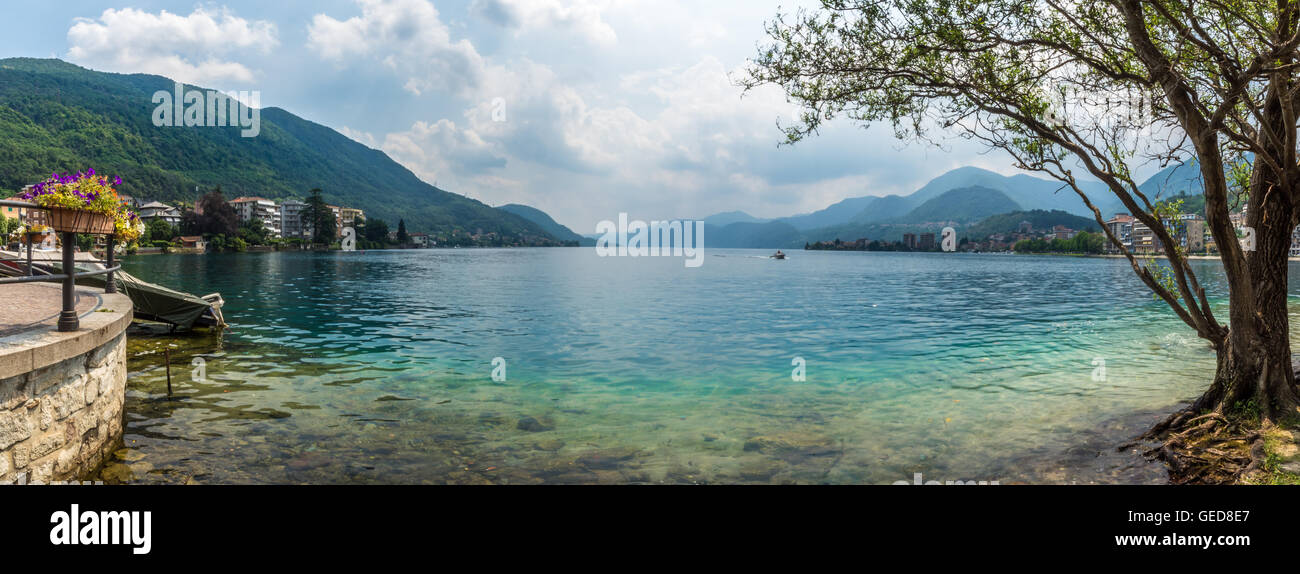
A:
[98,250,1269,484]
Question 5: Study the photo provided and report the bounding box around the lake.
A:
[107,248,1258,484]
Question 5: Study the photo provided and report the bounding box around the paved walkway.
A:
[0,283,102,338]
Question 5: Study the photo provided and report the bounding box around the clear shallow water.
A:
[102,249,1263,484]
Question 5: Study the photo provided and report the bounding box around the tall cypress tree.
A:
[304,188,335,244]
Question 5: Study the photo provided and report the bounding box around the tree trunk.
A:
[1191,163,1300,423]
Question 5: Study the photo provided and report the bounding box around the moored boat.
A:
[0,249,225,331]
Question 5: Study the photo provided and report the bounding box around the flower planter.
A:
[47,207,115,235]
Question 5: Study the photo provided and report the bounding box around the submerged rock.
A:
[742,431,835,455]
[100,463,132,483]
[286,453,333,471]
[575,447,640,470]
[533,438,566,451]
[516,416,555,432]
[737,458,788,482]
[113,448,146,462]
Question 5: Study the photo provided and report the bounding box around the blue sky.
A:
[0,0,1028,231]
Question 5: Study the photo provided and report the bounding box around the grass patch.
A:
[1242,428,1300,485]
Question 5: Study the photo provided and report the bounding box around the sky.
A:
[0,0,1034,232]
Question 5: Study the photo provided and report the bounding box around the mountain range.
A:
[0,58,1208,250]
[0,58,563,244]
[693,163,1204,248]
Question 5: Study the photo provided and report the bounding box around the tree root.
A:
[1122,407,1265,484]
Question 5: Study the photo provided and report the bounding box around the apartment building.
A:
[230,197,282,238]
[1104,214,1134,253]
[280,200,309,240]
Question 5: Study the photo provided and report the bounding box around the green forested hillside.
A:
[894,186,1021,223]
[497,203,592,245]
[964,209,1101,238]
[0,58,556,242]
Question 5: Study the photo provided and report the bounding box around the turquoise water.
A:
[106,249,1249,484]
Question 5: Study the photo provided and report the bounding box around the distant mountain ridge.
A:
[697,164,1206,248]
[497,204,593,246]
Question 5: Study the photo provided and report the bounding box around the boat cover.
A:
[79,271,212,330]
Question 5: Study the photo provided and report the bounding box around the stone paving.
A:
[0,283,101,338]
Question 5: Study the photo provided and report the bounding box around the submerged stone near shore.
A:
[742,431,836,455]
[516,415,554,432]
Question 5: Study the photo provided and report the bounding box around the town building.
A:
[918,233,935,251]
[230,197,282,238]
[2,203,22,223]
[340,207,364,231]
[1104,214,1134,254]
[1130,219,1161,253]
[326,205,343,237]
[1178,214,1206,253]
[902,233,917,250]
[173,236,207,251]
[408,233,430,248]
[137,201,182,227]
[280,200,309,240]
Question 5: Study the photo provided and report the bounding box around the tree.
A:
[397,218,408,245]
[185,187,238,237]
[364,217,390,243]
[743,0,1300,481]
[303,188,335,244]
[238,217,268,246]
[145,218,174,243]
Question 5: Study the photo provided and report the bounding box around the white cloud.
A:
[66,7,277,86]
[380,119,507,190]
[470,0,618,46]
[304,0,1023,230]
[307,0,486,96]
[338,126,379,148]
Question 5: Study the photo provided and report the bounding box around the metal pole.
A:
[25,233,33,276]
[104,235,116,294]
[57,231,79,332]
[164,348,173,397]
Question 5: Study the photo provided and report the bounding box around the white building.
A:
[137,201,182,227]
[230,197,281,238]
[280,200,309,240]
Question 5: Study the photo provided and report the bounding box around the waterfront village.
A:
[806,208,1300,257]
[0,187,450,254]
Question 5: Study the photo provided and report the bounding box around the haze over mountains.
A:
[694,163,1204,248]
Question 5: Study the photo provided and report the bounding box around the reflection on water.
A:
[93,249,1264,484]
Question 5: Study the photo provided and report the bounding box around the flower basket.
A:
[47,207,115,234]
[18,170,141,240]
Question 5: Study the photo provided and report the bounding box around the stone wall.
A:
[0,332,126,483]
[0,286,132,485]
